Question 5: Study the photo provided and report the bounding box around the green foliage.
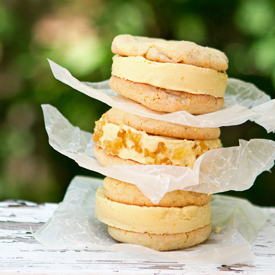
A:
[235,0,275,37]
[0,0,275,205]
[173,14,207,44]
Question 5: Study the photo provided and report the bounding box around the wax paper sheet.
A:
[42,104,275,204]
[33,176,269,265]
[48,60,275,131]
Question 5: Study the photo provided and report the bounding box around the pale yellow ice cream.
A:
[92,114,222,168]
[112,55,228,97]
[95,187,211,234]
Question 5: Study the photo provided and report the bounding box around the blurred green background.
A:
[0,0,275,206]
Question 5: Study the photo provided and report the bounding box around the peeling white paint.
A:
[0,229,32,240]
[0,201,57,223]
[0,201,274,274]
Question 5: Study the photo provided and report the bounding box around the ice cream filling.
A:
[95,186,212,234]
[93,114,222,168]
[112,55,228,97]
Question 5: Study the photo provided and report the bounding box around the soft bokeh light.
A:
[32,14,105,77]
[235,0,274,37]
[173,14,207,44]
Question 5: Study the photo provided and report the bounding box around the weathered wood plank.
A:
[0,203,275,274]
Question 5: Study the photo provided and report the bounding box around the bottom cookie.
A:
[110,76,224,114]
[108,224,212,251]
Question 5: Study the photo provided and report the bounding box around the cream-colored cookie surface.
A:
[93,114,222,167]
[104,177,212,207]
[111,34,228,71]
[106,108,221,140]
[110,77,224,114]
[108,224,212,251]
[95,187,211,234]
[112,55,228,98]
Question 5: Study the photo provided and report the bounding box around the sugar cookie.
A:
[110,76,224,114]
[112,34,228,71]
[106,108,221,140]
[108,224,211,251]
[103,177,212,207]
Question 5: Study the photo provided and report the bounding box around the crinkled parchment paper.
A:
[42,104,275,204]
[48,60,275,132]
[38,61,273,265]
[34,176,269,265]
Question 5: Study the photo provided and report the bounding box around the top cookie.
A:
[106,108,221,140]
[111,34,228,72]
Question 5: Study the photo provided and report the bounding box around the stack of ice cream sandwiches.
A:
[93,34,228,251]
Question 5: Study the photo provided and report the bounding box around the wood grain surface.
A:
[0,201,275,274]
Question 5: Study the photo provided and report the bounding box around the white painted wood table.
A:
[0,200,275,275]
